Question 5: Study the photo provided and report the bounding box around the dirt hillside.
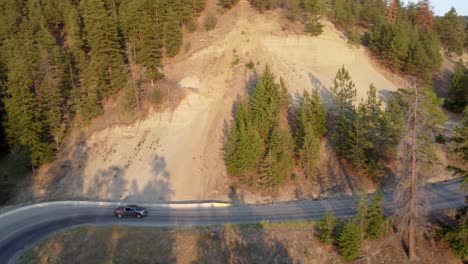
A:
[15,0,405,203]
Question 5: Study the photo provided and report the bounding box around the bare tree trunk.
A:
[408,84,418,262]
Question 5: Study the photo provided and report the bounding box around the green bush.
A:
[436,133,446,144]
[437,208,468,260]
[150,89,162,105]
[347,28,361,46]
[204,13,217,31]
[246,61,254,69]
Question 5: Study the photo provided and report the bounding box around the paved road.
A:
[0,180,465,263]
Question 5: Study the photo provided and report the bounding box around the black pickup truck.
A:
[114,205,147,218]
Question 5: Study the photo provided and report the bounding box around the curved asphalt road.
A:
[0,179,465,263]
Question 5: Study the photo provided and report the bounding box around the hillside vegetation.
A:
[0,0,206,167]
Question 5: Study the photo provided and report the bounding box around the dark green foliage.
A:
[366,191,385,238]
[150,89,162,106]
[204,13,217,31]
[330,67,402,178]
[164,7,183,58]
[368,5,442,82]
[0,0,207,167]
[225,101,264,178]
[251,66,281,139]
[296,90,326,178]
[220,0,240,9]
[354,190,369,239]
[225,68,297,189]
[446,60,468,113]
[449,107,468,187]
[338,221,361,261]
[80,0,128,96]
[304,15,324,36]
[260,128,295,188]
[330,0,359,29]
[436,7,465,56]
[359,0,385,27]
[317,211,336,244]
[330,66,357,159]
[437,208,468,260]
[347,27,360,46]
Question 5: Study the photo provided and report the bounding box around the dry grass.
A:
[17,221,462,264]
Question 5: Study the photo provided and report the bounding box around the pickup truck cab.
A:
[114,205,147,218]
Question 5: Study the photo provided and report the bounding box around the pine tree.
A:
[446,60,468,113]
[436,7,465,56]
[260,128,295,189]
[380,94,404,159]
[354,190,369,239]
[80,0,128,119]
[338,221,361,261]
[225,100,264,178]
[296,89,326,147]
[360,0,385,27]
[366,190,385,238]
[164,7,183,58]
[330,66,359,162]
[299,123,320,178]
[251,66,281,139]
[317,211,336,244]
[415,0,434,29]
[3,26,52,166]
[330,66,357,116]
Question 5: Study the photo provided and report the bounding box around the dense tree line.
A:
[225,66,326,190]
[0,0,205,167]
[329,66,403,179]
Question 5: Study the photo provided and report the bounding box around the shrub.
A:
[436,133,446,144]
[246,61,254,69]
[150,89,162,105]
[204,13,217,31]
[347,28,361,46]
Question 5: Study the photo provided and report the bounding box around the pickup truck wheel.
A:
[117,214,123,218]
[136,214,142,219]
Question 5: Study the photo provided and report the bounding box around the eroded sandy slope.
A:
[18,0,401,203]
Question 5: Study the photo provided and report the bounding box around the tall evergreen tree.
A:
[251,66,281,139]
[338,221,361,261]
[225,100,264,179]
[436,7,465,56]
[317,211,336,244]
[164,7,183,58]
[80,0,128,120]
[260,128,295,189]
[296,89,325,178]
[3,25,52,166]
[354,190,369,239]
[446,60,468,113]
[366,190,385,238]
[330,66,358,160]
